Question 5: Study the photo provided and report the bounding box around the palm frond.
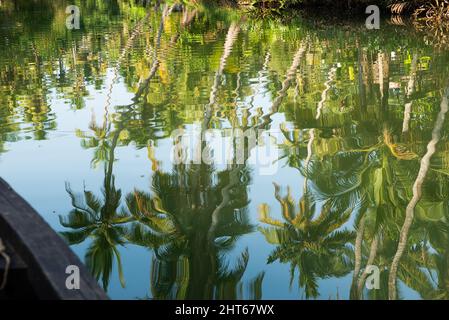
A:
[60,227,95,245]
[59,209,97,229]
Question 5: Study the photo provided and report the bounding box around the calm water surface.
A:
[1,0,449,300]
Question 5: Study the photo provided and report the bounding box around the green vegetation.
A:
[2,0,449,300]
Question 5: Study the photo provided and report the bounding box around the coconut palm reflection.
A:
[60,124,131,290]
[277,84,449,300]
[25,0,449,299]
[125,163,256,299]
[259,183,355,299]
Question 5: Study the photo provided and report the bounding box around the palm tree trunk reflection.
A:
[203,22,240,131]
[388,87,449,300]
[402,53,419,133]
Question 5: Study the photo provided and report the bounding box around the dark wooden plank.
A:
[0,268,39,300]
[0,243,37,299]
[0,240,27,270]
[0,178,108,300]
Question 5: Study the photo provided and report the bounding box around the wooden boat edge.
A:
[0,178,108,300]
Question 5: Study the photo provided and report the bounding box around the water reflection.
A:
[259,184,354,299]
[1,0,449,299]
[129,163,255,299]
[61,121,131,290]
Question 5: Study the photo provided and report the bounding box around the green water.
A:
[1,0,449,300]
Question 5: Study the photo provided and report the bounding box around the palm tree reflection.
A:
[126,163,256,299]
[259,183,355,299]
[60,125,131,290]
